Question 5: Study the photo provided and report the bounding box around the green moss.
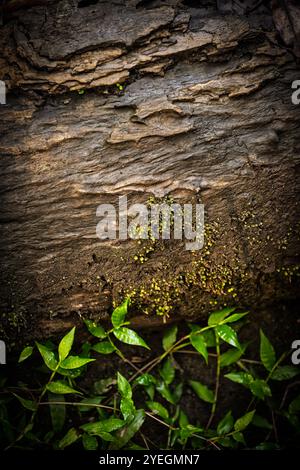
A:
[108,205,299,321]
[276,264,300,282]
[122,219,247,321]
[0,309,27,345]
[131,195,175,264]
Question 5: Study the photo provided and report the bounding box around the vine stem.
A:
[173,349,261,365]
[246,351,287,412]
[129,325,214,383]
[206,330,220,429]
[5,365,59,450]
[38,403,219,450]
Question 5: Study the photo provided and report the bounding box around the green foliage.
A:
[1,303,299,450]
[111,299,129,328]
[46,381,81,395]
[215,324,241,349]
[92,341,116,354]
[162,325,178,351]
[84,320,106,339]
[190,333,208,363]
[110,410,145,450]
[58,427,80,449]
[217,411,234,435]
[60,356,95,369]
[208,307,236,326]
[270,365,299,381]
[81,418,124,435]
[49,394,66,433]
[35,342,58,371]
[18,346,33,363]
[189,380,214,404]
[58,327,76,362]
[220,346,246,367]
[146,401,169,420]
[113,327,149,349]
[234,410,255,432]
[260,329,276,372]
[159,358,175,385]
[118,372,135,421]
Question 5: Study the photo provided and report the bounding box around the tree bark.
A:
[0,0,299,342]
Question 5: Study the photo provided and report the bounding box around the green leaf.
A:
[220,346,245,368]
[190,333,208,364]
[156,381,175,405]
[117,374,136,420]
[222,312,248,324]
[146,401,169,420]
[36,342,58,371]
[208,307,236,326]
[58,327,75,362]
[18,346,33,363]
[81,341,91,356]
[117,372,132,399]
[94,377,116,394]
[92,341,116,354]
[58,427,79,449]
[46,380,81,395]
[81,418,124,435]
[216,325,241,349]
[179,424,203,443]
[173,382,183,404]
[60,356,95,369]
[162,325,178,351]
[234,410,255,432]
[217,410,234,435]
[225,371,254,387]
[111,299,129,328]
[145,384,155,400]
[57,366,83,378]
[159,357,175,385]
[217,437,235,448]
[13,394,37,411]
[113,327,149,349]
[249,379,272,399]
[260,329,276,372]
[48,393,66,432]
[202,329,216,347]
[98,432,114,442]
[84,320,106,339]
[110,409,145,450]
[120,398,136,421]
[189,380,214,404]
[252,414,272,430]
[179,410,189,427]
[271,365,300,381]
[134,373,156,387]
[255,442,280,450]
[82,433,98,450]
[233,431,246,445]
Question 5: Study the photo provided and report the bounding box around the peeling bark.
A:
[0,0,299,341]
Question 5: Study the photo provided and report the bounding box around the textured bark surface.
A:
[0,0,299,342]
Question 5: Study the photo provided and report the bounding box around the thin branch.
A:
[206,331,220,429]
[40,401,115,411]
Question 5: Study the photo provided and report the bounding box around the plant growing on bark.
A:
[0,301,299,450]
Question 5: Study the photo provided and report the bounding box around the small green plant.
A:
[0,302,299,450]
[116,83,124,92]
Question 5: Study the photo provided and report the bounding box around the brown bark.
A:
[0,0,299,342]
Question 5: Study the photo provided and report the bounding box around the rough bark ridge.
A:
[0,0,299,341]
